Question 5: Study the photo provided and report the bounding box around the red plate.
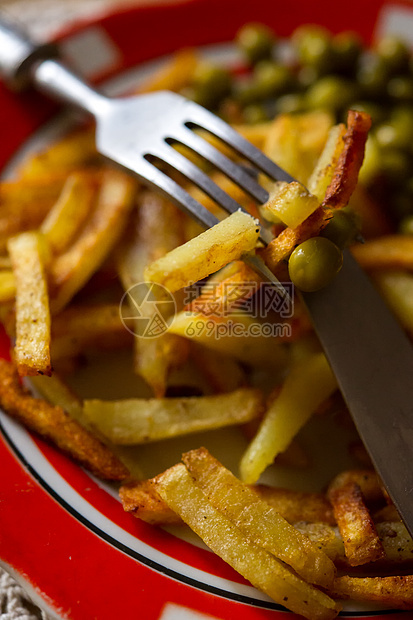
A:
[0,1,412,618]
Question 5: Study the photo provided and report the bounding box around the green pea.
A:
[243,103,269,124]
[376,36,410,73]
[305,75,359,113]
[192,63,232,108]
[387,76,413,102]
[332,31,363,73]
[252,60,293,99]
[274,93,306,114]
[236,23,275,64]
[356,52,389,98]
[292,25,334,74]
[321,207,362,249]
[398,214,413,235]
[288,237,343,292]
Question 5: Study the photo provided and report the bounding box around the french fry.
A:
[51,303,132,360]
[0,270,15,302]
[261,181,321,228]
[327,471,385,566]
[254,486,335,525]
[31,372,143,479]
[373,271,413,336]
[7,231,51,376]
[240,352,337,484]
[169,310,290,366]
[135,48,199,94]
[117,191,189,397]
[190,342,246,393]
[50,169,136,312]
[182,448,336,587]
[0,359,128,480]
[18,128,97,179]
[307,124,347,201]
[41,171,97,254]
[330,575,413,609]
[264,110,334,184]
[156,463,340,620]
[83,387,264,444]
[352,235,413,271]
[120,477,182,525]
[144,210,260,292]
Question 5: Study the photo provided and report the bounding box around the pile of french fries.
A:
[0,47,412,618]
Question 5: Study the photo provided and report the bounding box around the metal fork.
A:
[0,17,295,293]
[1,17,413,538]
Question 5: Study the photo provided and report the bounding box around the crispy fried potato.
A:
[254,486,335,525]
[0,359,128,480]
[307,124,346,201]
[240,352,337,484]
[51,303,131,360]
[83,387,264,444]
[373,271,413,336]
[327,472,385,566]
[0,270,15,302]
[18,128,97,179]
[8,231,51,376]
[330,575,413,609]
[120,477,182,525]
[135,48,198,94]
[41,171,97,254]
[352,235,413,271]
[264,111,334,184]
[144,211,260,292]
[50,169,136,312]
[156,463,340,620]
[117,191,189,397]
[261,181,320,228]
[183,448,336,587]
[169,310,290,366]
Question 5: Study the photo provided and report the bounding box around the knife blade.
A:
[303,249,413,538]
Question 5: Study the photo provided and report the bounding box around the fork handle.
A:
[0,15,109,117]
[0,14,56,90]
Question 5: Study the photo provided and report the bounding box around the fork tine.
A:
[169,126,269,204]
[136,158,220,230]
[150,144,273,246]
[186,103,295,183]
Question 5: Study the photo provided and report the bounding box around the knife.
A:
[303,249,413,537]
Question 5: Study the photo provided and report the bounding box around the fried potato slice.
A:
[330,575,413,609]
[254,486,335,525]
[83,387,264,444]
[156,463,340,620]
[117,191,189,397]
[240,352,337,484]
[182,448,336,587]
[261,110,371,276]
[144,211,260,292]
[373,270,413,336]
[352,235,413,271]
[51,303,132,360]
[7,231,51,377]
[120,477,182,525]
[0,270,15,302]
[327,471,385,566]
[264,110,334,184]
[0,359,128,480]
[135,48,199,94]
[18,128,97,179]
[261,181,320,228]
[50,169,136,312]
[41,171,97,254]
